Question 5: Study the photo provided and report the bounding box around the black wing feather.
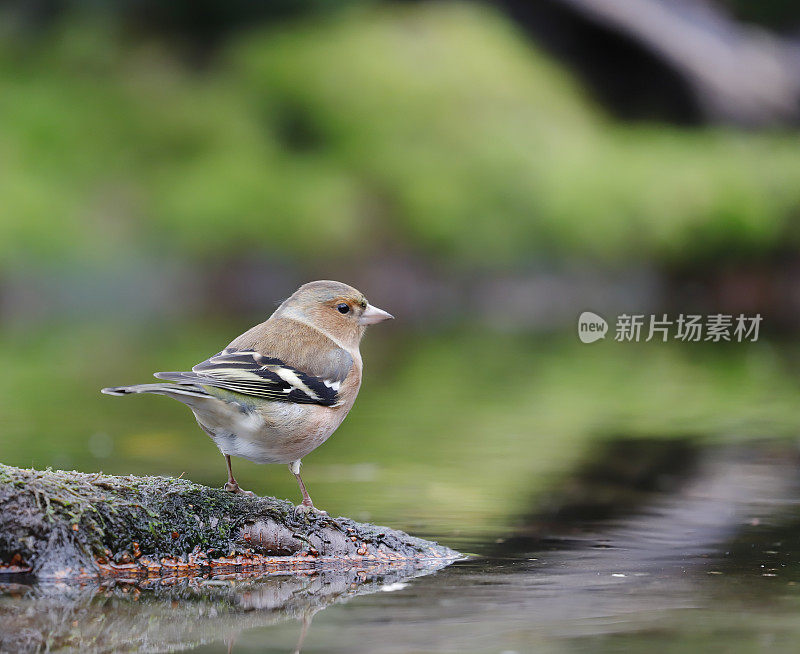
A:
[155,349,340,406]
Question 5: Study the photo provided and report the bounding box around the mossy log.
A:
[0,465,459,579]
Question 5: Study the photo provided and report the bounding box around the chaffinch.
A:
[102,280,393,513]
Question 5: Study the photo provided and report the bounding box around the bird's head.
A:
[276,280,393,348]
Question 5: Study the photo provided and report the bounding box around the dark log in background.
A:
[0,465,459,579]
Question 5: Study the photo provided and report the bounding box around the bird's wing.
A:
[154,349,341,407]
[227,316,354,383]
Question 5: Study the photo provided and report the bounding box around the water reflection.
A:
[0,562,453,653]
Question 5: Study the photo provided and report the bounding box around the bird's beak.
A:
[359,304,394,325]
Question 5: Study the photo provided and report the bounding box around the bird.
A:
[101,280,393,513]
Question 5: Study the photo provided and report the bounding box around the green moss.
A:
[0,465,294,565]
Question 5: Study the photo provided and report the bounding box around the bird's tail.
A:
[101,383,209,400]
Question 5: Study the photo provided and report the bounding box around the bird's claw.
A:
[295,503,327,516]
[224,482,257,498]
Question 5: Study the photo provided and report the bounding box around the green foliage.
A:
[1,3,799,269]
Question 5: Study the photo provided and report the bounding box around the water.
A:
[4,439,800,652]
[3,327,800,652]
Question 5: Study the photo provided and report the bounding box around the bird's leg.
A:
[196,423,257,498]
[290,460,326,515]
[224,454,238,490]
[223,454,256,497]
[292,612,314,654]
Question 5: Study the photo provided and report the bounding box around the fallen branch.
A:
[0,465,459,579]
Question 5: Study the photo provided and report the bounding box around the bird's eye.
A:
[336,303,350,314]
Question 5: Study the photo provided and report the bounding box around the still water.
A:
[3,327,800,652]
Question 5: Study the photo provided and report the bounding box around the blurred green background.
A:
[2,0,800,540]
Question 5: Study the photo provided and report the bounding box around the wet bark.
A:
[0,465,459,579]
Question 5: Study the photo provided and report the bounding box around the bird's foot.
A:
[223,481,257,498]
[295,502,327,516]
